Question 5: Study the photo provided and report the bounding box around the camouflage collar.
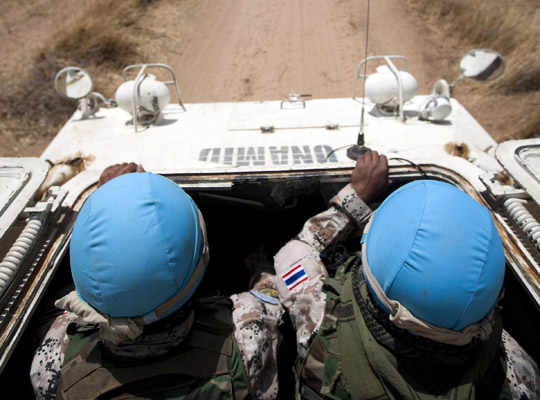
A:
[104,311,195,359]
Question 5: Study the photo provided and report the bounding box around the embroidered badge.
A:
[259,287,279,298]
[250,290,278,305]
[282,264,308,291]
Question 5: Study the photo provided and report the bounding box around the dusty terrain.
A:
[167,0,447,102]
[0,0,533,157]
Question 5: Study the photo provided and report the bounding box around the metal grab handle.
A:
[504,197,540,251]
[122,64,186,132]
[0,209,49,296]
[280,92,311,109]
[352,55,410,123]
[352,55,410,99]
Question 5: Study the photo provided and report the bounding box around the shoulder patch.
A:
[249,290,279,304]
[281,264,308,291]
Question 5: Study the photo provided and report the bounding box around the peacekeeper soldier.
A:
[30,163,284,399]
[274,151,540,399]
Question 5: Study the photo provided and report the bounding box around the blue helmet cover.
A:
[364,180,504,331]
[70,172,203,319]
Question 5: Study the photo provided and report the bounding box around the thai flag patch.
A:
[282,264,308,291]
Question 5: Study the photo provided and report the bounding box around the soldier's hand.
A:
[97,162,145,188]
[351,151,389,203]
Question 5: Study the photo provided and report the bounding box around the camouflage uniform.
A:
[31,270,283,400]
[274,183,540,399]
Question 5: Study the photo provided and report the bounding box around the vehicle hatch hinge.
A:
[481,173,540,253]
[479,172,527,209]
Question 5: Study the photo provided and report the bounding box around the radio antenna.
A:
[347,0,372,160]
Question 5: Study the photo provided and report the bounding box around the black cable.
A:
[388,157,428,177]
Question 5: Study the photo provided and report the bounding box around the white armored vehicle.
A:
[1,49,539,395]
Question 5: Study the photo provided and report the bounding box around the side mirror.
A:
[54,67,93,100]
[459,49,505,82]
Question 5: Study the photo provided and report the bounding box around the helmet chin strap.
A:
[134,209,210,325]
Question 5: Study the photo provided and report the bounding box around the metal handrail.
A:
[122,64,187,132]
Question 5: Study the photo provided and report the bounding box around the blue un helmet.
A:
[361,180,505,334]
[70,172,209,325]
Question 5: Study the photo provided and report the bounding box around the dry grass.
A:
[0,0,169,155]
[406,0,540,141]
[407,0,540,93]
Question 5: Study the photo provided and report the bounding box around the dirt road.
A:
[168,0,448,104]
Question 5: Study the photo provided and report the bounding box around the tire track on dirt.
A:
[167,0,447,105]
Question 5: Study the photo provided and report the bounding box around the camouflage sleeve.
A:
[501,329,540,399]
[231,271,284,400]
[274,184,372,358]
[30,311,78,400]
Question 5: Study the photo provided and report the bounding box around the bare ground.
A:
[0,0,532,157]
[166,0,447,102]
